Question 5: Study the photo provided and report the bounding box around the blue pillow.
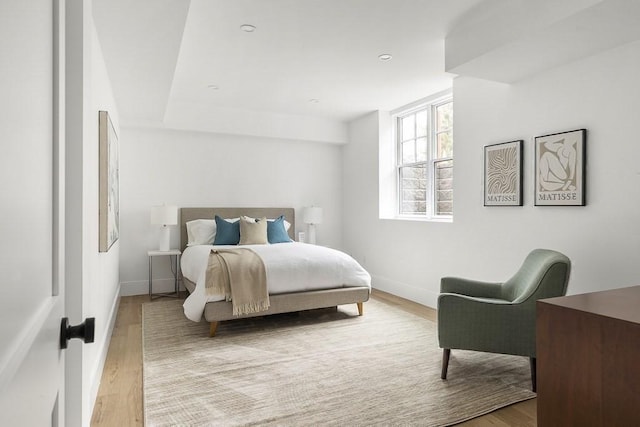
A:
[213,215,240,245]
[267,215,292,244]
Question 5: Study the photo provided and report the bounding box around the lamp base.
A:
[159,226,171,252]
[307,224,317,245]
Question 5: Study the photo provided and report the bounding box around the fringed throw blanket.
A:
[205,248,270,316]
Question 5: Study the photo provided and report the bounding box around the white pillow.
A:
[186,219,216,246]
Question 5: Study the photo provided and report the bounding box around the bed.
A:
[179,207,371,336]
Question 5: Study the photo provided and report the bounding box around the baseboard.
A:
[371,274,438,309]
[89,285,121,418]
[120,278,186,296]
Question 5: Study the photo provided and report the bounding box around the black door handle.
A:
[60,317,95,349]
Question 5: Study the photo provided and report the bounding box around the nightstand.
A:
[148,249,181,299]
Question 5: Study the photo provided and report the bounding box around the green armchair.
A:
[438,248,571,392]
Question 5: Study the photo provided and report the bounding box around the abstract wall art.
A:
[484,140,523,206]
[534,129,586,206]
[99,110,120,252]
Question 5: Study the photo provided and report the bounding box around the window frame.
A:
[393,94,453,220]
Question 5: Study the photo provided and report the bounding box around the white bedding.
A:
[182,242,371,321]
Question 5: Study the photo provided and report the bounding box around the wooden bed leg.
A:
[209,321,219,337]
[357,302,364,316]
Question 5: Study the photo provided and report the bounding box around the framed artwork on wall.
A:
[484,140,523,206]
[534,129,586,206]
[99,110,120,252]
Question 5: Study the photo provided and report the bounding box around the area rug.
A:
[142,298,535,426]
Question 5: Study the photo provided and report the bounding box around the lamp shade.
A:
[150,205,178,226]
[303,206,323,225]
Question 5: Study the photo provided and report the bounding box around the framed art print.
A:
[534,129,586,206]
[484,140,523,206]
[99,110,120,252]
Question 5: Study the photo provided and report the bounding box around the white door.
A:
[0,0,67,425]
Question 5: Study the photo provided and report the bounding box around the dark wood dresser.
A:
[536,285,640,426]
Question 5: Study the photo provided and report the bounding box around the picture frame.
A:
[484,140,523,206]
[534,129,586,206]
[99,110,120,252]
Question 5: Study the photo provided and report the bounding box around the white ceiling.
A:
[93,0,640,143]
[445,0,640,82]
[93,0,482,142]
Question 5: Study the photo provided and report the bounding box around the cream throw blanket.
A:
[204,248,270,316]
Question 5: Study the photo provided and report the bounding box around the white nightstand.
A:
[148,249,181,299]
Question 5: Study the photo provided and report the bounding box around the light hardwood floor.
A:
[91,290,536,426]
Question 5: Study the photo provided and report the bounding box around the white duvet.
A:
[181,242,371,321]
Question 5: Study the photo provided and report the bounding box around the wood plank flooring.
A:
[90,290,536,426]
[91,295,146,427]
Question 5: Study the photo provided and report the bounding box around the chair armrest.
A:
[440,277,503,298]
[437,293,536,357]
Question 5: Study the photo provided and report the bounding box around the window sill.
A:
[381,215,453,224]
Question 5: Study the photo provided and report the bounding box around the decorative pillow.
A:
[213,216,241,245]
[267,215,293,243]
[244,216,292,231]
[239,216,268,245]
[186,219,216,246]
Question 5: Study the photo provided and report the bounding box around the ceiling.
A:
[93,0,640,143]
[445,0,640,83]
[93,0,483,142]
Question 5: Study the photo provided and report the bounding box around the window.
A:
[395,96,453,219]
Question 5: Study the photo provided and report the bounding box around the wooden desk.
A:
[537,285,640,426]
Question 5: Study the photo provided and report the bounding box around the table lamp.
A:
[151,205,178,251]
[303,206,323,244]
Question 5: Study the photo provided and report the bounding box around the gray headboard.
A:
[180,207,296,250]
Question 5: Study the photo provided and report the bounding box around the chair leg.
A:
[530,357,537,392]
[441,349,451,380]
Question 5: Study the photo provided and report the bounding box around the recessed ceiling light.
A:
[240,24,256,32]
[378,53,392,61]
[207,84,219,90]
[309,99,319,103]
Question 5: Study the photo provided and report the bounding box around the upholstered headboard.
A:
[180,207,296,251]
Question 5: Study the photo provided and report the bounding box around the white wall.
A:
[66,3,121,425]
[344,40,640,308]
[119,128,343,295]
[84,21,121,419]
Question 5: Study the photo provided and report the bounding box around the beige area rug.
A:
[143,298,535,426]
